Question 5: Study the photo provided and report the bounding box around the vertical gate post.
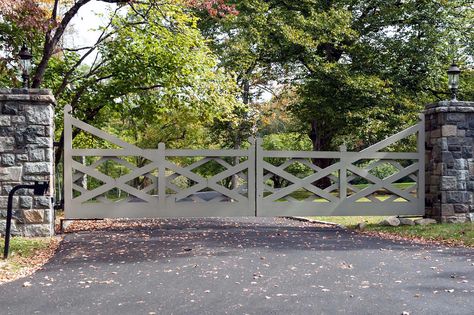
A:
[417,114,426,214]
[255,138,263,216]
[339,144,347,200]
[425,100,474,223]
[158,142,166,210]
[0,89,55,236]
[63,105,73,224]
[246,137,256,216]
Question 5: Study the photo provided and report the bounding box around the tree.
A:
[0,0,238,87]
[195,0,473,190]
[96,4,239,149]
[1,0,241,166]
[50,3,240,162]
[197,0,284,144]
[199,1,473,143]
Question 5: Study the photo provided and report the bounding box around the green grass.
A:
[0,237,52,275]
[351,182,415,190]
[275,182,416,202]
[0,236,58,283]
[0,237,50,258]
[308,216,474,247]
[365,222,474,246]
[309,216,388,226]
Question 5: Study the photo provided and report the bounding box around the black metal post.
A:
[451,88,458,101]
[3,182,49,259]
[21,72,29,89]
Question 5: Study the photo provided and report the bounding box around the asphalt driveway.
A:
[1,217,473,314]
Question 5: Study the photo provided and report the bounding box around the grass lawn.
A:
[363,222,474,247]
[280,182,416,202]
[309,216,389,226]
[0,237,59,283]
[309,216,474,247]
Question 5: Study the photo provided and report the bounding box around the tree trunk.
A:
[32,0,93,88]
[231,79,250,190]
[231,138,242,190]
[80,156,87,190]
[272,175,285,189]
[309,119,333,189]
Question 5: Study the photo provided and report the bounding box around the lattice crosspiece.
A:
[261,158,340,203]
[72,156,158,197]
[344,117,424,205]
[71,158,159,204]
[164,156,250,203]
[345,162,419,203]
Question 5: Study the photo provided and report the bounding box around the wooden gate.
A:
[63,105,424,219]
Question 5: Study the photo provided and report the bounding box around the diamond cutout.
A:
[168,174,198,190]
[263,169,294,189]
[217,170,248,193]
[283,161,315,179]
[190,158,230,177]
[125,174,157,195]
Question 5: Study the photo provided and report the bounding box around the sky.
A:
[65,2,273,101]
[66,2,114,63]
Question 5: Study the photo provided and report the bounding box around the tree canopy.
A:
[1,1,242,159]
[197,0,474,150]
[0,0,473,158]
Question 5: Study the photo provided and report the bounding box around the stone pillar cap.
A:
[425,100,474,114]
[0,88,56,105]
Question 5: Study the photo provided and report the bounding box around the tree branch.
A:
[55,8,119,96]
[423,87,449,101]
[51,0,60,21]
[32,0,129,88]
[62,46,95,52]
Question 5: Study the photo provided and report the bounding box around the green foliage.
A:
[45,4,240,153]
[262,133,312,151]
[199,0,474,151]
[92,4,238,149]
[262,133,312,188]
[368,163,398,180]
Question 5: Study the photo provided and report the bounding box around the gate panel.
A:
[63,105,255,219]
[64,105,424,218]
[256,116,425,216]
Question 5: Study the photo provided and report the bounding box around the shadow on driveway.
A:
[1,217,473,315]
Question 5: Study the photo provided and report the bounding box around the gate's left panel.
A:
[63,106,255,218]
[63,105,162,218]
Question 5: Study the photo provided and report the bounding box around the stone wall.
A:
[425,101,474,223]
[0,89,55,236]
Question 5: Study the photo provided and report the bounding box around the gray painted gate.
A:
[64,105,425,219]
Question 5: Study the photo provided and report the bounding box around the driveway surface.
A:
[1,217,474,315]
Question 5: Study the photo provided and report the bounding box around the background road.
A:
[1,217,473,314]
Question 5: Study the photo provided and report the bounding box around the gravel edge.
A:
[284,216,346,229]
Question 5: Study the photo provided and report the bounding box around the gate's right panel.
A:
[256,117,425,216]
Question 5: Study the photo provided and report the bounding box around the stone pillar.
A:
[425,101,474,223]
[0,89,55,236]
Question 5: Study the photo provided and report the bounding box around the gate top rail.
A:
[261,150,419,160]
[70,148,251,157]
